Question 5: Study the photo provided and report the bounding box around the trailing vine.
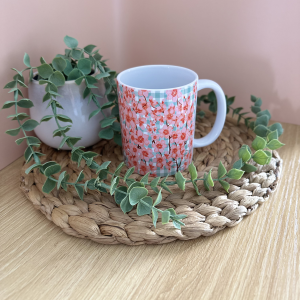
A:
[3,36,285,229]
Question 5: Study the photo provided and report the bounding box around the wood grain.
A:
[0,122,299,300]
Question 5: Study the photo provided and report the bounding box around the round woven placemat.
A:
[20,111,282,245]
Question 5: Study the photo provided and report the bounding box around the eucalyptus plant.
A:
[3,36,285,229]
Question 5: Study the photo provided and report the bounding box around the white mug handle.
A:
[193,79,227,148]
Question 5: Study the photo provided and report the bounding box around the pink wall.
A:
[1,0,299,169]
[0,0,120,169]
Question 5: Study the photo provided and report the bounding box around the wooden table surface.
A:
[0,122,299,300]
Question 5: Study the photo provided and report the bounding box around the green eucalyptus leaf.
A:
[256,109,271,121]
[253,124,270,138]
[203,173,210,191]
[129,187,148,205]
[95,72,110,80]
[111,122,121,133]
[71,49,83,60]
[57,114,72,123]
[101,101,115,110]
[86,76,98,86]
[255,115,269,127]
[113,132,122,146]
[251,95,257,102]
[161,210,171,224]
[252,150,269,165]
[57,171,66,189]
[96,161,111,174]
[75,185,84,200]
[23,53,31,67]
[86,178,96,191]
[110,176,120,195]
[175,171,186,191]
[192,181,201,195]
[53,125,71,137]
[89,108,101,120]
[241,163,257,173]
[254,98,262,106]
[264,150,272,164]
[152,208,158,227]
[2,101,15,109]
[37,64,53,79]
[153,189,162,206]
[115,186,128,205]
[44,164,61,177]
[78,58,92,75]
[267,130,278,142]
[266,139,285,150]
[82,151,98,159]
[227,168,245,180]
[161,183,172,193]
[64,35,78,48]
[68,69,82,81]
[24,146,33,162]
[251,106,261,114]
[42,178,56,193]
[232,158,243,169]
[124,167,135,181]
[238,145,252,162]
[207,169,214,187]
[43,93,51,102]
[52,57,67,72]
[49,71,65,86]
[40,115,53,123]
[120,196,133,213]
[111,105,120,116]
[64,60,73,76]
[75,76,85,85]
[128,181,144,192]
[5,127,21,136]
[41,161,57,174]
[83,87,90,98]
[268,123,283,137]
[84,44,97,54]
[219,180,230,193]
[140,173,150,184]
[113,162,124,177]
[22,119,39,131]
[27,136,41,145]
[100,117,117,128]
[17,99,34,108]
[15,137,26,145]
[4,81,16,89]
[226,96,235,106]
[137,197,153,216]
[7,112,29,121]
[218,161,227,178]
[99,127,114,140]
[188,162,197,181]
[252,136,267,150]
[25,163,41,174]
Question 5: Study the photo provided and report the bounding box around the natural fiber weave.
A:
[20,111,282,245]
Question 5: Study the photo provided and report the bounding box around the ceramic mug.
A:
[117,65,226,176]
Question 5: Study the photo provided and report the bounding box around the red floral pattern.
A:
[117,80,198,176]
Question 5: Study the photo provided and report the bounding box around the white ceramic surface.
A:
[28,74,109,150]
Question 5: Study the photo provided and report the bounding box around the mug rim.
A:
[117,64,198,91]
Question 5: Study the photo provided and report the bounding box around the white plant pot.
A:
[28,74,109,150]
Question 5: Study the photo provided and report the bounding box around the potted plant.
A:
[5,35,121,149]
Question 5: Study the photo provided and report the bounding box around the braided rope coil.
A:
[20,112,282,245]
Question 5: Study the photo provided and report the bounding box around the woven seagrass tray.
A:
[20,111,282,245]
